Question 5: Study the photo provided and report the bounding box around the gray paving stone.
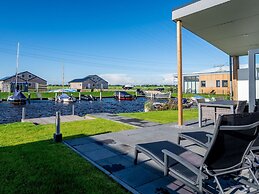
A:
[114,165,160,188]
[64,137,93,146]
[139,160,164,177]
[97,155,134,173]
[105,143,134,155]
[74,142,103,153]
[137,177,194,194]
[136,177,176,194]
[90,113,160,127]
[84,148,117,161]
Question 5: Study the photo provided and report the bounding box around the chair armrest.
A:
[206,134,213,143]
[162,149,206,179]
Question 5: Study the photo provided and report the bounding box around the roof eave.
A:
[172,0,231,21]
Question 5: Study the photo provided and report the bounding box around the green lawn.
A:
[0,119,133,194]
[119,109,198,124]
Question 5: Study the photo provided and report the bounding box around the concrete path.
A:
[65,123,215,194]
[23,115,94,125]
[90,113,161,128]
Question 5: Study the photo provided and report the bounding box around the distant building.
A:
[0,71,47,92]
[182,65,257,97]
[69,75,108,91]
[183,66,231,95]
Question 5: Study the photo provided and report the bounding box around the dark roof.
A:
[69,75,108,83]
[0,71,47,82]
[0,76,12,81]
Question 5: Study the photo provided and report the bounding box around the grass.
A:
[119,109,198,124]
[0,119,134,194]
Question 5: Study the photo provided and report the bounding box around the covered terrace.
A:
[173,0,259,125]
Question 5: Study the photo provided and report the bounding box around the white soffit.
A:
[172,0,259,56]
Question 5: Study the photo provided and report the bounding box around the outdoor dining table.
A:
[198,100,238,127]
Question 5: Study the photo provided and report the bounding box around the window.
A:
[216,80,220,87]
[28,75,31,78]
[222,80,228,87]
[28,83,31,86]
[22,75,25,78]
[201,81,206,87]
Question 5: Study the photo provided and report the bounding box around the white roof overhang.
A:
[172,0,259,56]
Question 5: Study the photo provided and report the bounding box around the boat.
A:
[55,93,76,103]
[7,89,27,105]
[144,91,171,99]
[7,42,27,105]
[154,92,171,99]
[114,91,134,100]
[55,65,76,103]
[81,94,97,101]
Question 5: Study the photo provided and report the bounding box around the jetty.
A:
[23,115,95,125]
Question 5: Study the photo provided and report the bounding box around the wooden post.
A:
[229,56,233,100]
[233,56,239,101]
[118,92,121,101]
[100,91,102,101]
[177,20,183,126]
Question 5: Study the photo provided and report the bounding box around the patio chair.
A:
[179,106,255,150]
[214,100,247,122]
[135,113,259,193]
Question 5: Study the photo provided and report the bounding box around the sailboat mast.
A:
[15,42,20,90]
[62,64,64,93]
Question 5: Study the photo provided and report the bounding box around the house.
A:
[172,0,259,125]
[0,71,47,92]
[183,66,231,95]
[69,75,108,91]
[182,64,258,97]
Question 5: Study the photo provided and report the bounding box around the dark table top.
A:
[200,100,238,107]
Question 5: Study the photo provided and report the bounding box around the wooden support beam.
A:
[177,20,183,126]
[232,56,239,101]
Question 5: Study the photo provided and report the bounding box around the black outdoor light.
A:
[54,111,62,142]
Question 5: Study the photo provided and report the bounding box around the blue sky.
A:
[0,0,247,85]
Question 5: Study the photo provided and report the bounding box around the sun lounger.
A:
[135,113,259,193]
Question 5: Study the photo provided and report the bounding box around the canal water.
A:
[0,97,147,124]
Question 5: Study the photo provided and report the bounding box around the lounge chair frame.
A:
[135,114,259,193]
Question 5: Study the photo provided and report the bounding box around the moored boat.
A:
[81,94,97,101]
[114,91,134,100]
[144,91,171,99]
[7,90,27,105]
[55,93,76,103]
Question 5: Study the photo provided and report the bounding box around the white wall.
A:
[0,81,3,91]
[238,80,259,100]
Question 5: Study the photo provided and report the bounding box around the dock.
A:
[23,115,95,125]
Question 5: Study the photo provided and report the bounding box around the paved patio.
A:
[64,120,217,194]
[24,115,94,125]
[90,113,161,128]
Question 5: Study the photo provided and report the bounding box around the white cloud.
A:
[100,74,134,85]
[100,73,178,85]
[161,73,178,85]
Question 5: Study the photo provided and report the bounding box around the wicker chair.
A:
[216,100,247,119]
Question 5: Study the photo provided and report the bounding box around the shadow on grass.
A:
[0,134,128,194]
